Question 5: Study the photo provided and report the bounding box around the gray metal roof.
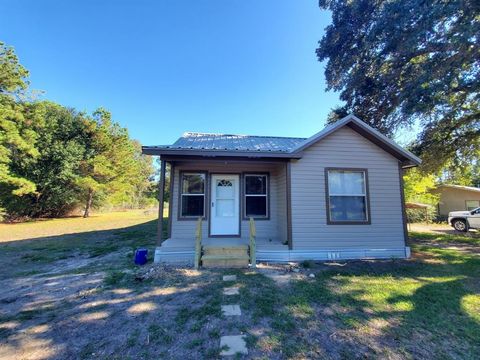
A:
[142,115,422,167]
[154,132,307,152]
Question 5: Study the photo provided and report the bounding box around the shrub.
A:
[406,206,437,223]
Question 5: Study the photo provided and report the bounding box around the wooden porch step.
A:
[201,254,250,268]
[203,245,248,256]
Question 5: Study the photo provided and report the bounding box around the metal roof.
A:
[151,132,306,152]
[141,114,422,167]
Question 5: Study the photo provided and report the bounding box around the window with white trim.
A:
[244,174,268,218]
[327,169,369,223]
[180,173,205,217]
[466,200,480,211]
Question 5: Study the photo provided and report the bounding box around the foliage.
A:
[78,109,156,217]
[406,207,436,224]
[0,102,89,218]
[317,0,480,172]
[0,101,155,219]
[438,151,480,187]
[0,42,155,220]
[403,168,438,205]
[0,42,41,196]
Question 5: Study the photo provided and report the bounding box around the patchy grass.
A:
[0,209,160,242]
[409,230,480,245]
[0,216,479,359]
[222,230,480,359]
[148,324,173,345]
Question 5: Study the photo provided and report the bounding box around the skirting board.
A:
[257,247,411,263]
[154,248,195,264]
[154,247,411,264]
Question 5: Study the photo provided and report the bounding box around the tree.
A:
[78,108,153,217]
[317,0,479,172]
[0,42,42,196]
[403,168,438,206]
[438,149,480,187]
[0,102,90,218]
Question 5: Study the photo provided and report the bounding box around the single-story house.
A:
[142,115,421,266]
[431,184,480,217]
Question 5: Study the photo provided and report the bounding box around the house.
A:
[431,184,480,217]
[142,115,421,266]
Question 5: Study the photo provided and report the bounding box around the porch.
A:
[155,236,289,265]
[154,157,292,266]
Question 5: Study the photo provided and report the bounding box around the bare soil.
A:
[0,214,479,359]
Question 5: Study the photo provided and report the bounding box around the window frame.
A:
[325,167,371,225]
[466,200,480,212]
[242,173,270,220]
[178,171,208,220]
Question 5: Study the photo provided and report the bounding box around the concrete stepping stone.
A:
[223,286,240,296]
[221,304,241,316]
[223,275,237,281]
[220,335,248,356]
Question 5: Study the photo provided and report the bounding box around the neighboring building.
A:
[142,115,421,266]
[431,184,480,217]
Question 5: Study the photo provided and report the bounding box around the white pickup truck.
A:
[448,207,480,231]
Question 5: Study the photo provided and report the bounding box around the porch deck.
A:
[155,237,289,264]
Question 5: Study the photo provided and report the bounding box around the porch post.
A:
[286,161,293,250]
[154,159,166,263]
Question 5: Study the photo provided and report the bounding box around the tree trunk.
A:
[83,189,94,218]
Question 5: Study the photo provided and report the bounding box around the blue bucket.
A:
[134,248,148,265]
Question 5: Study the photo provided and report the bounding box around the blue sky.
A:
[3,1,342,145]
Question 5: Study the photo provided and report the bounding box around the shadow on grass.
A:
[0,215,248,359]
[0,266,228,359]
[0,219,169,278]
[237,247,480,358]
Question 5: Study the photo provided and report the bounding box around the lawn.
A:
[0,215,479,359]
[0,208,160,242]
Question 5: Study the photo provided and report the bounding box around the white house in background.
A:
[142,115,421,267]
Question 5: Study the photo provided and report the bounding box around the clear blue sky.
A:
[2,0,342,145]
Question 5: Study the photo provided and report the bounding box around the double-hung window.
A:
[326,169,369,224]
[244,174,268,218]
[180,173,205,218]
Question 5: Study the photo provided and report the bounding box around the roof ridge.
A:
[182,131,306,140]
[440,184,480,190]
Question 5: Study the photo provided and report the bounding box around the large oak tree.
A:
[316,0,479,171]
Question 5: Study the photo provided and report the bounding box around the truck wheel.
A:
[452,219,468,232]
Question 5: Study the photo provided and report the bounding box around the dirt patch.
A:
[409,222,479,236]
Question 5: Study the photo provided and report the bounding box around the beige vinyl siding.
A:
[433,187,480,216]
[170,160,284,241]
[290,126,405,250]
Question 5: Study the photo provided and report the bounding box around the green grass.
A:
[237,231,480,358]
[148,324,173,345]
[174,290,223,327]
[0,210,167,281]
[0,209,161,242]
[1,215,479,359]
[409,230,480,245]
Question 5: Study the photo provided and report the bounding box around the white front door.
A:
[210,174,240,236]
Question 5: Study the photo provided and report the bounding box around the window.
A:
[180,173,205,218]
[326,169,369,223]
[466,200,480,211]
[244,174,268,218]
